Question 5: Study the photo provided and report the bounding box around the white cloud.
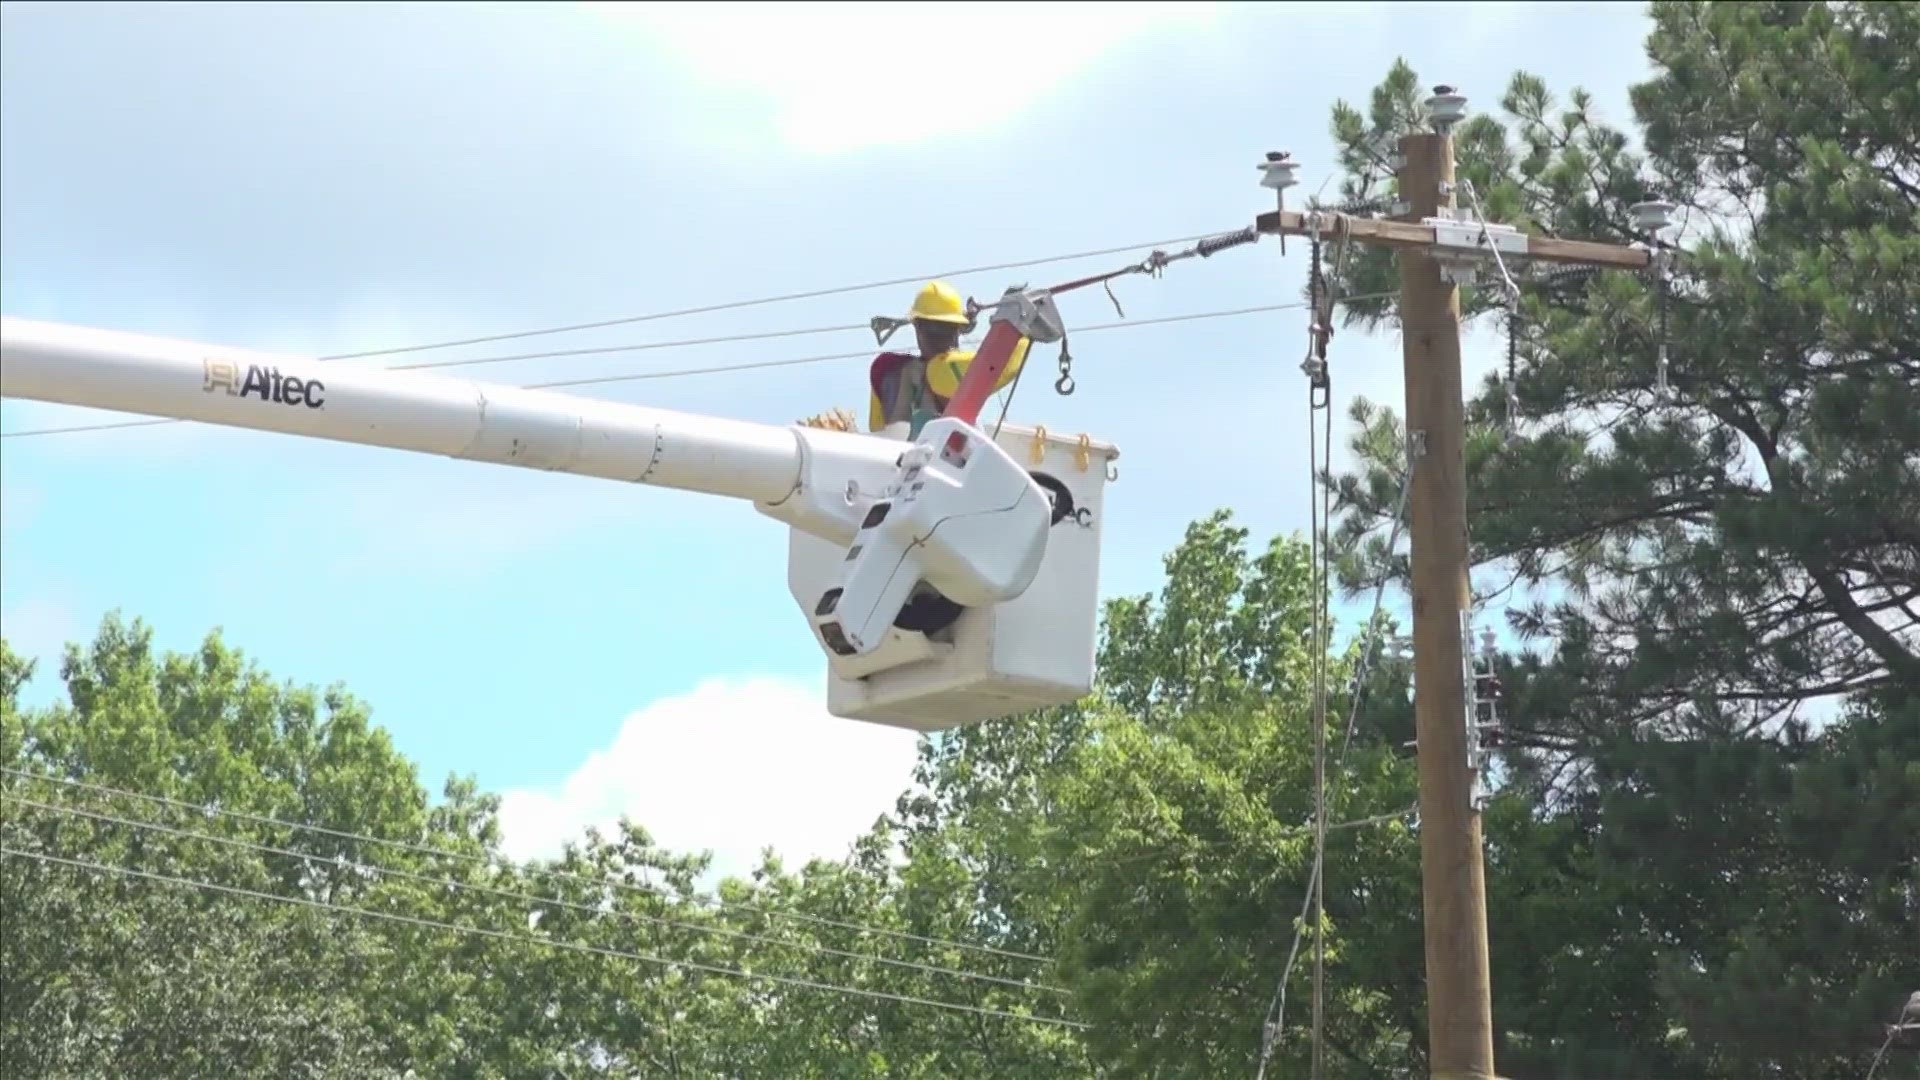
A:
[585,1,1221,154]
[496,677,922,882]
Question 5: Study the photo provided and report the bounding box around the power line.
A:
[1257,434,1419,1079]
[1,293,1399,440]
[415,299,1341,377]
[533,299,1397,393]
[394,321,867,373]
[317,229,1244,362]
[3,791,1061,997]
[1,845,1089,1031]
[1,766,1053,967]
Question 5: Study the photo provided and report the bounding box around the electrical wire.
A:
[396,321,867,372]
[1863,993,1920,1080]
[1,294,1400,440]
[1258,451,1418,1072]
[1304,333,1334,1080]
[0,225,1259,440]
[1258,214,1355,1080]
[1309,344,1337,1080]
[0,845,1089,1030]
[1459,179,1526,433]
[301,229,1247,363]
[1864,1023,1900,1080]
[0,766,1052,968]
[1459,179,1522,302]
[2,791,1062,997]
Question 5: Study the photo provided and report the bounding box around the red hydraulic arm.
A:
[938,320,1027,427]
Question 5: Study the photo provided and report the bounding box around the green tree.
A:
[9,13,1915,1076]
[1,619,412,1077]
[0,613,1096,1078]
[1326,1,1918,763]
[891,513,1423,1077]
[1316,4,1918,1076]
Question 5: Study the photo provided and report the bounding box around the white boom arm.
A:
[0,316,887,507]
[1,316,1095,731]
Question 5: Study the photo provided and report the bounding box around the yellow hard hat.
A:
[908,281,971,325]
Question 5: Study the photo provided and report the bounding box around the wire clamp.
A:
[993,287,1065,345]
[1300,215,1334,409]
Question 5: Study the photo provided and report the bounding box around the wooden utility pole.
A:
[1255,85,1663,1080]
[1394,113,1497,1080]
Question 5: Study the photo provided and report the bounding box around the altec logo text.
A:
[203,359,326,409]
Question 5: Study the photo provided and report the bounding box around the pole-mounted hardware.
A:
[1464,624,1503,811]
[1629,198,1679,394]
[1426,85,1469,135]
[1260,150,1299,254]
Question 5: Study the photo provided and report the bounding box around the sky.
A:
[0,0,1659,882]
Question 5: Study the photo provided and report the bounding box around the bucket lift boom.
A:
[0,307,1117,732]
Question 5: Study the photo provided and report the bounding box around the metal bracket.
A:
[1424,215,1530,288]
[1426,215,1529,255]
[1461,612,1482,770]
[1462,620,1510,812]
[1462,614,1499,812]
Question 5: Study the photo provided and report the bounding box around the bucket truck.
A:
[0,290,1117,733]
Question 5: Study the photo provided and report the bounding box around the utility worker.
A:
[868,281,1029,438]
